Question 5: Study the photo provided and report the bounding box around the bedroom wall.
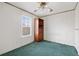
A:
[43,10,75,46]
[75,3,79,54]
[0,3,35,55]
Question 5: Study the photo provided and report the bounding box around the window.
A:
[21,16,32,37]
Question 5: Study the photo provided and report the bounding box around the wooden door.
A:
[34,18,44,42]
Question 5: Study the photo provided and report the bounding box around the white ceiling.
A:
[9,2,77,17]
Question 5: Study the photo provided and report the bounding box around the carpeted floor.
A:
[1,40,78,56]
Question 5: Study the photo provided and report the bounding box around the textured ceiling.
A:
[9,2,77,17]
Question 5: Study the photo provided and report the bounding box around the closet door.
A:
[39,18,44,41]
[34,18,44,42]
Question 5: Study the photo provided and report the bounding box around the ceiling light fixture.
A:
[34,2,53,12]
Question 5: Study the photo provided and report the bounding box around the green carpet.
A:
[1,40,78,56]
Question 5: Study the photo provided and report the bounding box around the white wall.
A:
[75,3,79,54]
[43,11,75,46]
[0,3,35,55]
